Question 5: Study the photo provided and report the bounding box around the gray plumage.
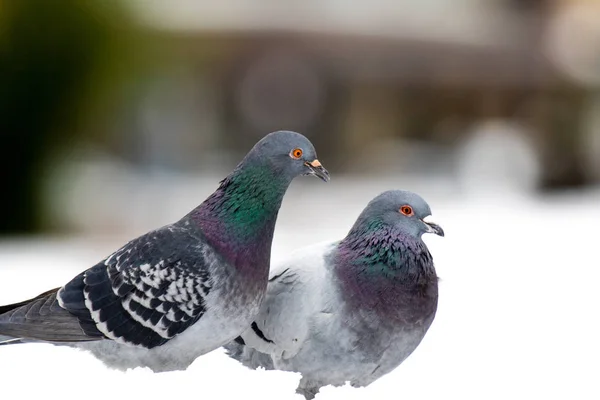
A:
[0,130,329,372]
[225,190,444,399]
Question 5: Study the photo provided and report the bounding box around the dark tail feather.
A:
[0,288,99,343]
[0,288,60,315]
[234,336,245,345]
[0,289,62,346]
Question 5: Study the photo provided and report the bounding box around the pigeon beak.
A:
[304,160,330,182]
[422,218,444,237]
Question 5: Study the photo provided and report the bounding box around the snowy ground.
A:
[0,178,599,400]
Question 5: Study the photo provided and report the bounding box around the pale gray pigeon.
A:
[0,130,329,372]
[225,190,443,399]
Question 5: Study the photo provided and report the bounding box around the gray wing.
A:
[0,288,96,344]
[0,224,214,349]
[225,241,336,365]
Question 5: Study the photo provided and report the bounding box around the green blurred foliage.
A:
[0,0,148,234]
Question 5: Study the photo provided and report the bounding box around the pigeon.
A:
[225,190,444,399]
[0,130,329,373]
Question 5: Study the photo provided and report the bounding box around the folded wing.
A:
[0,225,214,349]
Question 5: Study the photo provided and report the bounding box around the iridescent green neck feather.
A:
[211,164,289,240]
[187,162,292,275]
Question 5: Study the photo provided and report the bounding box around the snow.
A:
[0,183,599,400]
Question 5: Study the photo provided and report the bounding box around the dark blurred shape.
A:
[2,1,599,235]
[505,0,551,12]
[0,0,141,234]
[235,49,324,137]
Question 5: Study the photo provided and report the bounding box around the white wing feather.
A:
[239,241,338,360]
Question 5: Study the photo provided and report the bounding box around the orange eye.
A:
[290,148,303,159]
[400,205,414,216]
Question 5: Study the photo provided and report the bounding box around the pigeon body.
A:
[225,190,443,399]
[0,130,329,372]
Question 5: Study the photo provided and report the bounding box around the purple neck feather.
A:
[186,164,291,278]
[334,224,438,322]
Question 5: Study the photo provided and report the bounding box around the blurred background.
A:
[1,0,600,237]
[1,2,600,399]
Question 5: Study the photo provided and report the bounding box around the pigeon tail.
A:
[0,335,24,346]
[0,288,62,345]
[0,287,100,343]
[0,287,59,315]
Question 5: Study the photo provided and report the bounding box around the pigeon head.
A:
[354,190,444,239]
[242,131,330,182]
[190,131,329,276]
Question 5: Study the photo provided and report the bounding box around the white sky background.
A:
[0,180,599,400]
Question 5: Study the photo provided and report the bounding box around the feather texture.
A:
[225,190,442,399]
[0,130,329,372]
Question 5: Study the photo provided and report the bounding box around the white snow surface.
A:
[0,183,599,400]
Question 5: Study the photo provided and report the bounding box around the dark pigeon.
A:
[0,130,329,372]
[224,190,443,399]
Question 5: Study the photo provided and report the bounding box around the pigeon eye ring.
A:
[290,148,303,159]
[400,206,414,216]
